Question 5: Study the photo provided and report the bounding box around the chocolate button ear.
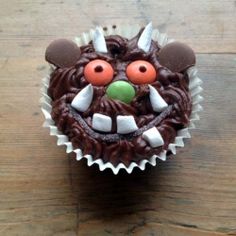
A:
[45,39,80,68]
[158,42,196,73]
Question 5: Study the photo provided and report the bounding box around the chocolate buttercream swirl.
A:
[48,30,192,167]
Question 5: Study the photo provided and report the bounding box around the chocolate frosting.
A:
[47,30,192,167]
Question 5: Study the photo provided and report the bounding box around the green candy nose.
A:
[106,81,135,104]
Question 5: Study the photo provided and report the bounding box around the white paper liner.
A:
[41,25,203,175]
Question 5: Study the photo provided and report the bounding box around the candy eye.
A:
[126,60,157,85]
[84,59,114,86]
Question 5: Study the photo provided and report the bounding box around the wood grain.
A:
[0,0,236,57]
[0,0,236,235]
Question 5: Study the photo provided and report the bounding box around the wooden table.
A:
[0,1,236,235]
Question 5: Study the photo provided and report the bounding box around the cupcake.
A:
[41,23,203,174]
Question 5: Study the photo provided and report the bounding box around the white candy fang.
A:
[149,85,168,112]
[71,84,94,112]
[142,127,164,148]
[92,27,108,53]
[92,113,112,132]
[117,115,138,134]
[137,22,153,52]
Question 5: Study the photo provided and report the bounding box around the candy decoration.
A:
[116,115,138,134]
[71,84,94,112]
[149,85,168,112]
[84,59,114,86]
[158,42,196,72]
[92,27,108,53]
[137,22,153,53]
[126,60,157,84]
[142,127,164,148]
[92,113,112,132]
[106,81,135,104]
[45,39,81,68]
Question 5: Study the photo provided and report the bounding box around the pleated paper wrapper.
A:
[40,25,203,175]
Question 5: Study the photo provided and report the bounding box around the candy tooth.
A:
[92,27,108,53]
[137,22,153,52]
[92,113,112,132]
[149,85,168,112]
[142,127,164,148]
[116,115,138,134]
[71,84,94,112]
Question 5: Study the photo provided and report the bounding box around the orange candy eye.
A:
[126,60,157,85]
[84,59,114,86]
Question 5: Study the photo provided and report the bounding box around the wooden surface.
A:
[0,0,236,235]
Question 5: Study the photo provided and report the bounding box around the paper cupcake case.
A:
[40,25,203,175]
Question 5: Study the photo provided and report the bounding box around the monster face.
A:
[45,23,195,166]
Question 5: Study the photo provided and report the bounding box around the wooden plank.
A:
[0,0,236,56]
[78,221,229,236]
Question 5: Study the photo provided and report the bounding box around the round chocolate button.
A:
[45,39,80,68]
[158,42,196,73]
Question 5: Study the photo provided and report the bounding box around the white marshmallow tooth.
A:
[142,127,164,148]
[117,115,138,134]
[92,113,112,132]
[137,22,153,53]
[71,84,94,112]
[92,27,108,53]
[149,85,168,112]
